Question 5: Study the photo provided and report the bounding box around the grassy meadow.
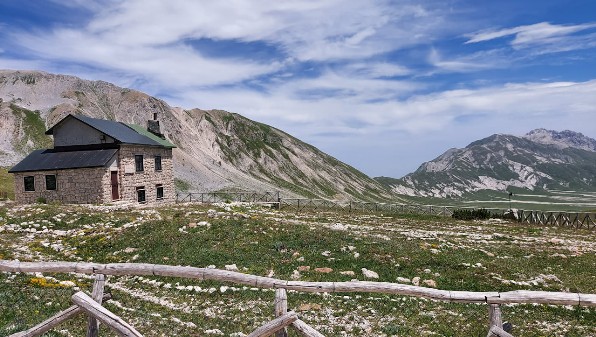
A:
[0,201,595,336]
[400,188,596,212]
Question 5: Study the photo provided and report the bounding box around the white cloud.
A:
[466,22,596,47]
[14,28,280,88]
[172,75,596,141]
[427,48,507,73]
[35,1,450,61]
[7,0,455,89]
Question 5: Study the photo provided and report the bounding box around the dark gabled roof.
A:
[126,123,176,148]
[46,114,171,147]
[8,148,118,173]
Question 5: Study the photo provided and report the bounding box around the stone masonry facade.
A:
[13,145,174,206]
[13,167,111,204]
[118,145,175,206]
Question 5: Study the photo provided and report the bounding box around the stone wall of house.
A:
[118,145,175,206]
[12,168,111,204]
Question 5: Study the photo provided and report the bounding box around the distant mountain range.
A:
[2,69,595,201]
[376,129,596,197]
[0,70,391,201]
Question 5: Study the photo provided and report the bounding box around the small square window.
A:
[155,156,162,171]
[156,184,164,200]
[136,186,146,203]
[45,175,57,190]
[135,155,144,172]
[24,176,35,192]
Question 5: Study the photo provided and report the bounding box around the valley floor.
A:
[0,202,595,336]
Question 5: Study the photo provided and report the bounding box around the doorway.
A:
[111,171,119,200]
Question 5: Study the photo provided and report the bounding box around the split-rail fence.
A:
[2,260,595,337]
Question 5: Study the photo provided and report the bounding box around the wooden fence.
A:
[517,210,596,229]
[176,191,280,204]
[175,192,596,230]
[2,260,595,337]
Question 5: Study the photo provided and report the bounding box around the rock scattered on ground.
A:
[423,279,437,288]
[225,264,238,271]
[361,268,379,279]
[314,267,333,273]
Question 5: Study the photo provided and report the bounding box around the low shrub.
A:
[452,208,490,220]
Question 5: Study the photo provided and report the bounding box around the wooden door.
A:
[111,171,119,200]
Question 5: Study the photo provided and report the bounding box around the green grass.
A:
[10,104,53,154]
[1,203,595,336]
[0,168,14,199]
[174,178,191,192]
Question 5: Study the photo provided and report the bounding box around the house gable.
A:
[51,117,116,147]
[46,114,167,148]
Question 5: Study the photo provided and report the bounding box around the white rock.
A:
[412,277,420,286]
[59,281,76,287]
[397,277,411,283]
[205,329,224,335]
[361,268,379,279]
[423,279,437,288]
[225,264,239,271]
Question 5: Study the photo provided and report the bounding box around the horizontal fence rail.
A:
[176,191,280,204]
[2,260,595,307]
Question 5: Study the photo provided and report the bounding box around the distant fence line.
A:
[176,191,281,204]
[175,192,596,230]
[518,210,596,229]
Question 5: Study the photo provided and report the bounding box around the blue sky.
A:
[1,0,596,177]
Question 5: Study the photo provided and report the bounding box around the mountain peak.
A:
[377,129,596,198]
[524,128,596,152]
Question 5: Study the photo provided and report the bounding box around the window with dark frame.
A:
[136,186,146,203]
[45,175,57,190]
[135,155,144,172]
[155,155,162,171]
[24,176,35,191]
[156,184,164,200]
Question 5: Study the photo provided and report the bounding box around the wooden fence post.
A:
[274,288,288,337]
[72,292,143,337]
[247,311,298,337]
[87,274,106,337]
[291,319,326,337]
[488,304,502,330]
[487,304,514,337]
[8,294,111,337]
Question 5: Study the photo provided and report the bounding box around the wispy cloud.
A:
[466,22,596,48]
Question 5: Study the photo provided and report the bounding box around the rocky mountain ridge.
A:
[0,69,391,201]
[377,130,596,198]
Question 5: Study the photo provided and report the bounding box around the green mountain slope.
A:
[376,132,596,198]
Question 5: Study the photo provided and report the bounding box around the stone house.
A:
[9,114,176,205]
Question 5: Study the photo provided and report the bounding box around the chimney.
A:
[147,120,164,139]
